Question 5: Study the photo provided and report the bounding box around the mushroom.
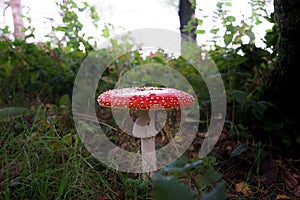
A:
[97,87,194,173]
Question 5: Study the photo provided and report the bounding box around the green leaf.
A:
[224,34,233,46]
[230,143,249,158]
[62,133,73,144]
[224,2,232,7]
[264,121,284,132]
[226,16,236,23]
[153,174,194,200]
[2,25,10,34]
[198,19,203,26]
[216,2,223,9]
[210,28,220,34]
[246,29,255,42]
[252,101,267,116]
[59,94,70,108]
[55,26,68,32]
[163,164,190,174]
[234,35,242,44]
[196,30,206,34]
[229,90,249,105]
[255,19,262,25]
[163,158,204,175]
[183,24,194,32]
[201,182,227,200]
[0,107,28,121]
[196,167,222,189]
[102,27,110,38]
[90,6,100,24]
[226,24,235,32]
[263,14,274,23]
[67,39,80,48]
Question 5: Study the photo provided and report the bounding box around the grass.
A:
[0,131,151,199]
[0,104,152,200]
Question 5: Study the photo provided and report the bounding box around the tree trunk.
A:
[178,0,197,43]
[9,0,25,39]
[266,0,300,123]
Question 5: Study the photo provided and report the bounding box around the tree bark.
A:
[9,0,25,39]
[266,0,300,122]
[178,0,197,42]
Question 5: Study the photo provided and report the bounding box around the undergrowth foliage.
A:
[0,37,82,106]
[1,0,289,199]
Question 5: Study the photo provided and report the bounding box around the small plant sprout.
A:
[97,87,194,174]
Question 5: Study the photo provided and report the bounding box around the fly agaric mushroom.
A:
[97,87,194,173]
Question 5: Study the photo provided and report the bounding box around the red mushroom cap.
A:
[97,87,194,110]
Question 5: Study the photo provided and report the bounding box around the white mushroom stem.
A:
[132,110,157,173]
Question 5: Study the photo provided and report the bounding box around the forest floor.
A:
[98,107,300,200]
[1,105,299,199]
[204,128,300,199]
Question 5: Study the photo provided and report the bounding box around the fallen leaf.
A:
[275,194,293,199]
[292,185,300,197]
[174,135,184,143]
[235,181,252,195]
[45,103,52,109]
[281,166,298,189]
[51,141,58,149]
[97,196,108,200]
[198,132,207,138]
[260,158,279,183]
